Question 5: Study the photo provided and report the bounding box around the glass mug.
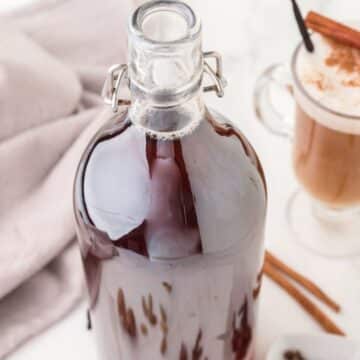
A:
[254,40,360,258]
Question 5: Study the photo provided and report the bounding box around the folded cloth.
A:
[0,28,82,141]
[0,243,82,358]
[0,0,133,357]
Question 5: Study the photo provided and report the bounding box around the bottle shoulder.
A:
[76,108,266,189]
[74,109,267,257]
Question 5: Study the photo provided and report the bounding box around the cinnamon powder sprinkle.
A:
[342,78,360,87]
[324,36,360,86]
[304,72,332,91]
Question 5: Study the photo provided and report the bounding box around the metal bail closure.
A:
[203,51,227,97]
[102,51,227,112]
[102,64,129,113]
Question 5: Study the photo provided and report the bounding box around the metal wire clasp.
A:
[102,64,129,113]
[102,51,227,113]
[203,51,227,97]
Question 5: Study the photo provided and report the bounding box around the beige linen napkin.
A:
[0,0,133,357]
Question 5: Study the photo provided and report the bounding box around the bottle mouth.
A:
[130,0,201,45]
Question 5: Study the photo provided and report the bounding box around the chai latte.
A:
[293,33,360,207]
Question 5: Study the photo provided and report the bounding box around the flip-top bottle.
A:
[74,1,267,359]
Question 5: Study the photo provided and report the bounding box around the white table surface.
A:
[5,0,360,359]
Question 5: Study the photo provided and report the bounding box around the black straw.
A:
[290,0,314,52]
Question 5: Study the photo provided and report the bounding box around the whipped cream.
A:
[295,31,360,134]
[296,32,360,116]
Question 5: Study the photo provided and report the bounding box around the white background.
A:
[3,0,360,359]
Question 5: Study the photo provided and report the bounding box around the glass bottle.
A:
[73,1,267,359]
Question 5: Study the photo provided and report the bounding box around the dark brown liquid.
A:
[74,109,266,359]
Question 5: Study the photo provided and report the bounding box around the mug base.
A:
[286,189,360,259]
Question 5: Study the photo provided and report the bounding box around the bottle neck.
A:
[128,44,205,138]
[129,88,205,139]
[127,1,204,138]
[102,1,226,137]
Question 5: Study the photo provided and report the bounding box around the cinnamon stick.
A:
[265,251,340,313]
[264,262,345,336]
[305,11,360,50]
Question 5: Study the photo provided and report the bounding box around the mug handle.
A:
[253,63,294,138]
